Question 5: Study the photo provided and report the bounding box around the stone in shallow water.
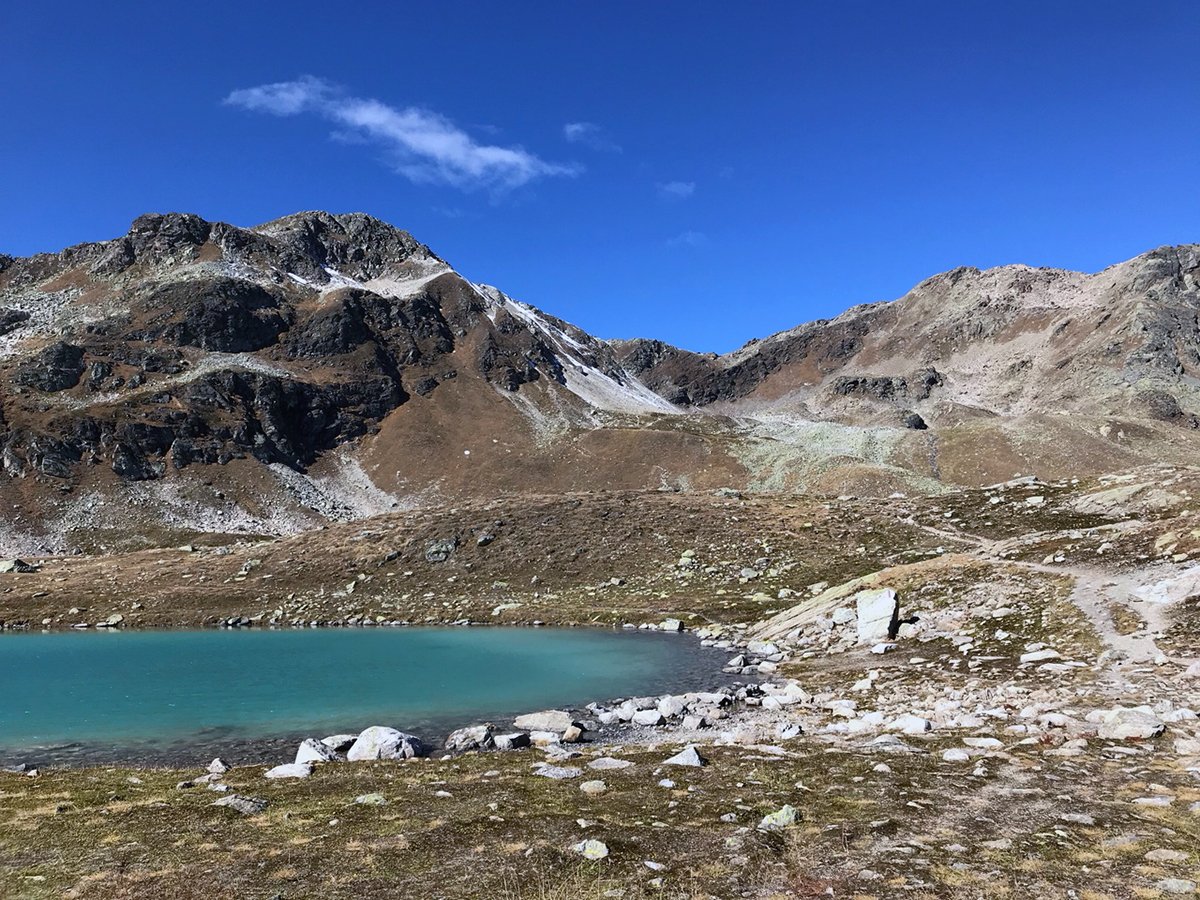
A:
[632,709,665,726]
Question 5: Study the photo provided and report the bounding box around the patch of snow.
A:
[497,296,679,415]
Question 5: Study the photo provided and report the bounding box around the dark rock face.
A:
[616,315,882,407]
[901,411,928,430]
[139,278,290,353]
[286,294,375,358]
[831,368,942,403]
[13,342,86,392]
[0,307,30,336]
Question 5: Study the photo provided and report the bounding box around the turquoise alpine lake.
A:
[0,627,729,764]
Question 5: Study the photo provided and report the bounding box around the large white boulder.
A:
[855,588,898,644]
[346,726,426,761]
[513,710,577,732]
[1092,706,1165,741]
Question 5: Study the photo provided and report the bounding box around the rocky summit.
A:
[2,213,1200,900]
[0,211,1197,552]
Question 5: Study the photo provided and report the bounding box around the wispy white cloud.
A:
[657,180,696,200]
[225,76,579,192]
[666,230,707,248]
[563,121,621,152]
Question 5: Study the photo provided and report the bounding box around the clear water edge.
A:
[0,626,732,766]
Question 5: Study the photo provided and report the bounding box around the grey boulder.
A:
[663,745,707,767]
[347,726,426,761]
[514,710,579,732]
[446,724,495,752]
[296,738,342,765]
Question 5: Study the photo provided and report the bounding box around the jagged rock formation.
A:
[0,211,1196,551]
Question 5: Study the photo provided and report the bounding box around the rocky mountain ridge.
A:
[0,211,1196,552]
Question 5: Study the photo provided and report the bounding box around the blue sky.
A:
[3,2,1198,352]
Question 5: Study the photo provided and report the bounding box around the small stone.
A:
[1157,879,1197,895]
[1146,849,1188,863]
[212,794,268,815]
[534,764,582,780]
[264,762,312,779]
[354,793,387,805]
[632,710,665,727]
[561,724,584,743]
[580,780,607,795]
[758,804,800,831]
[588,757,634,770]
[1020,648,1062,664]
[1060,813,1095,826]
[572,839,609,860]
[1132,796,1174,808]
[942,748,970,762]
[962,737,1003,750]
[663,745,706,767]
[207,758,229,775]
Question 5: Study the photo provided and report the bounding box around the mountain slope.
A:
[0,212,1196,552]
